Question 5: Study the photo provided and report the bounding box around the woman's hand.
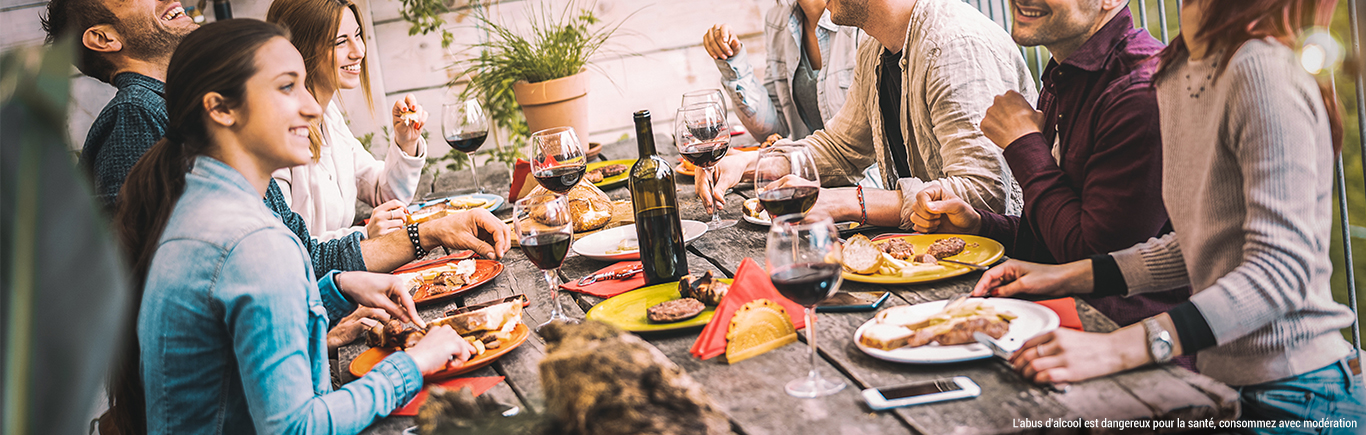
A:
[971,259,1094,298]
[366,199,408,239]
[405,325,478,374]
[702,23,742,60]
[695,150,757,212]
[1010,326,1150,385]
[334,271,425,328]
[325,306,391,351]
[391,93,427,155]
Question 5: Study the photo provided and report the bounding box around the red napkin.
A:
[1036,298,1083,331]
[391,376,505,417]
[690,258,807,360]
[392,250,474,274]
[508,158,538,202]
[560,261,646,298]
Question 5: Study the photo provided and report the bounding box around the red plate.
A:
[349,323,530,380]
[396,259,504,305]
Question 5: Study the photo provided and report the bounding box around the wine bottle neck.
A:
[633,110,656,157]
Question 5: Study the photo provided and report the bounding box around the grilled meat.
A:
[927,237,966,259]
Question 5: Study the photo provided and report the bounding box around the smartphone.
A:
[816,291,890,312]
[862,377,981,410]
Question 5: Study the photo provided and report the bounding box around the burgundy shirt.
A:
[975,9,1190,328]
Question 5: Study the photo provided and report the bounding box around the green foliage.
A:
[399,0,455,48]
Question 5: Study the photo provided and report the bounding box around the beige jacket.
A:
[800,0,1034,226]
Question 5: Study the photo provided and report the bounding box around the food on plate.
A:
[585,163,628,183]
[365,299,524,356]
[679,271,729,305]
[927,237,966,258]
[858,299,1016,351]
[647,297,706,323]
[404,197,488,225]
[530,181,613,232]
[448,196,488,209]
[842,234,883,275]
[878,238,916,260]
[761,133,783,148]
[606,237,638,255]
[877,252,947,277]
[398,259,478,297]
[742,198,770,221]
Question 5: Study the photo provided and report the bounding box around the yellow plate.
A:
[842,235,1004,284]
[587,159,635,190]
[584,279,731,332]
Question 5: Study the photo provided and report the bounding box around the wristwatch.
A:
[1142,317,1174,364]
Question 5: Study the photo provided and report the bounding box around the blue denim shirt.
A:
[139,156,422,434]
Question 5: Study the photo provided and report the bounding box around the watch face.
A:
[1154,341,1172,360]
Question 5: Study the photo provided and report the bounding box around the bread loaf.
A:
[529,180,613,232]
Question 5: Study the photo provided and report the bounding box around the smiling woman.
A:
[110,19,475,435]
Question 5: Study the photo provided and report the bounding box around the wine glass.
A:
[682,89,728,118]
[514,193,578,330]
[676,104,736,230]
[754,144,821,218]
[766,213,846,398]
[529,126,587,195]
[442,97,490,194]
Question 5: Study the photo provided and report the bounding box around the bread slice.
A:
[859,324,916,351]
[842,234,883,274]
[874,305,932,330]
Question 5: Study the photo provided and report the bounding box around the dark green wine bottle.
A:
[629,110,688,285]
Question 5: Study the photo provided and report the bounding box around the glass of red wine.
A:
[442,97,490,194]
[766,213,846,398]
[754,144,821,219]
[676,104,736,230]
[530,126,587,195]
[514,193,578,331]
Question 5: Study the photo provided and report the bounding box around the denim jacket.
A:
[714,1,863,141]
[139,156,422,434]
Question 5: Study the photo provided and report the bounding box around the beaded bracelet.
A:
[406,223,427,259]
[856,185,868,226]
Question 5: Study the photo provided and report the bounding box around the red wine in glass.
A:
[679,140,729,168]
[770,262,842,307]
[520,232,572,270]
[533,164,585,194]
[758,185,820,217]
[446,132,488,153]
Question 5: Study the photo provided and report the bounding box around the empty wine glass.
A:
[529,126,587,195]
[514,193,577,330]
[766,213,846,398]
[676,104,736,230]
[682,88,728,119]
[754,144,821,218]
[442,97,490,194]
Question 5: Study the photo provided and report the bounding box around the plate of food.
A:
[394,258,503,305]
[675,159,698,177]
[841,234,1003,284]
[350,297,529,379]
[571,220,708,261]
[855,298,1059,364]
[585,159,633,190]
[741,198,771,225]
[405,193,505,224]
[585,271,731,332]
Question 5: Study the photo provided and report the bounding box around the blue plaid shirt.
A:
[81,73,366,277]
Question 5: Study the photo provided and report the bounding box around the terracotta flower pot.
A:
[513,68,591,151]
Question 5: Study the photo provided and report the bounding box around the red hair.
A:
[1157,0,1342,152]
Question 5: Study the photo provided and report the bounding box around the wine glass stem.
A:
[544,268,564,317]
[806,306,820,381]
[468,155,483,194]
[704,166,721,222]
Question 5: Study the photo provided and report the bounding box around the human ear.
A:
[82,24,123,53]
[203,92,236,128]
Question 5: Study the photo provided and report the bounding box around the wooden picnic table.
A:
[341,134,1239,435]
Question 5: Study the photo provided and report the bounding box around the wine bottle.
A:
[629,110,688,285]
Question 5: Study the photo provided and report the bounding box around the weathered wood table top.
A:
[341,134,1238,435]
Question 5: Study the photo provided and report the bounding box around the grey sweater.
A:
[1111,39,1354,386]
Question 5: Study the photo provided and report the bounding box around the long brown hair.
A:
[267,0,373,160]
[106,19,289,435]
[1156,0,1342,152]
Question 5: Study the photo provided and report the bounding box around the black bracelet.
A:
[407,223,427,259]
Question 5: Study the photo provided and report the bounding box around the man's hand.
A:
[334,271,425,328]
[391,93,427,155]
[695,150,757,211]
[421,208,512,260]
[326,307,392,351]
[970,259,1094,298]
[981,90,1044,149]
[405,325,478,374]
[366,200,408,239]
[703,24,742,60]
[910,184,981,234]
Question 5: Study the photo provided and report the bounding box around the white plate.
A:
[407,193,505,213]
[571,220,707,261]
[742,212,771,226]
[854,298,1060,364]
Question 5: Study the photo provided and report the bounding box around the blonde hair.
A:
[267,0,373,159]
